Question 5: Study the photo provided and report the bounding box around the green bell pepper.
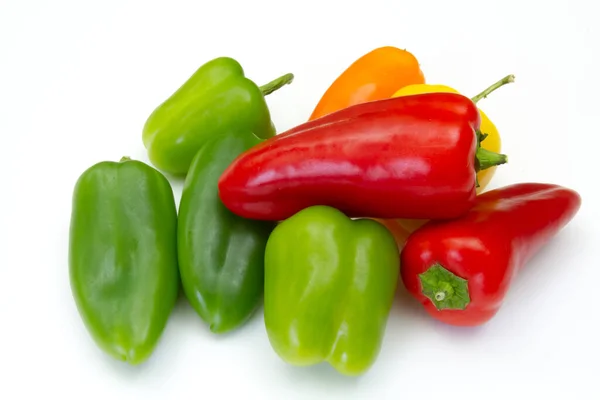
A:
[69,157,179,365]
[142,56,294,176]
[263,206,400,376]
[178,131,275,333]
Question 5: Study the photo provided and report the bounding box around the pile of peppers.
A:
[68,47,582,375]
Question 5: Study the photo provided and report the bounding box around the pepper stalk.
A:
[470,74,515,176]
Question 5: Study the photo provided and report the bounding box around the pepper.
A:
[309,46,425,120]
[218,92,508,222]
[400,183,582,327]
[142,56,294,176]
[69,157,179,364]
[391,75,515,234]
[264,206,399,376]
[178,131,275,333]
[393,75,513,194]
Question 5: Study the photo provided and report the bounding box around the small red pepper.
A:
[400,183,582,327]
[218,92,507,221]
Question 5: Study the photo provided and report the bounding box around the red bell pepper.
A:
[400,183,582,327]
[218,92,507,221]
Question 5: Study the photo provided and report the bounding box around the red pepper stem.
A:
[471,74,515,104]
[259,73,295,96]
[418,264,471,311]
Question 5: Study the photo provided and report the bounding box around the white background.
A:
[1,0,598,398]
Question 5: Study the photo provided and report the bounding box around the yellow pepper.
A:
[391,75,515,233]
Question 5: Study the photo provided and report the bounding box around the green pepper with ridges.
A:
[178,131,275,333]
[69,157,179,365]
[142,56,294,176]
[263,205,400,376]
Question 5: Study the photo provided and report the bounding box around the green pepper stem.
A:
[259,73,294,96]
[471,74,515,104]
[474,129,507,174]
[418,264,471,311]
[477,147,508,171]
[120,156,132,162]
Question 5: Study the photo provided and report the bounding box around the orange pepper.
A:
[373,219,412,250]
[309,46,425,120]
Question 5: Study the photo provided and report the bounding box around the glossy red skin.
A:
[400,183,582,326]
[218,92,481,221]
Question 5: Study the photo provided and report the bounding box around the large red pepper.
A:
[217,92,507,221]
[400,183,582,327]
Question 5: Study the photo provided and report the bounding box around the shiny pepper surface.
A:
[69,157,179,364]
[218,92,507,222]
[264,206,399,376]
[391,74,513,193]
[142,57,293,175]
[388,75,514,234]
[309,46,425,120]
[178,132,275,333]
[400,183,581,326]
